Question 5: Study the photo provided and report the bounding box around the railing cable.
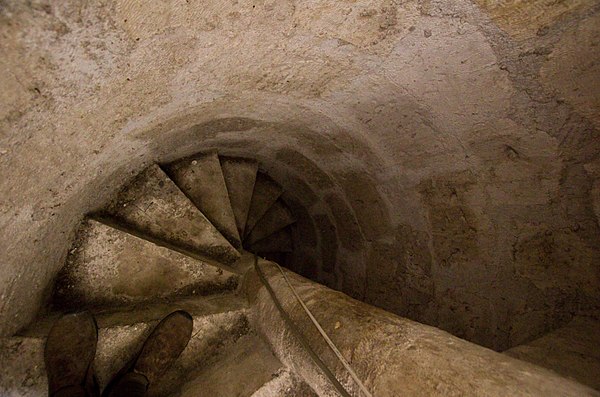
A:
[254,255,373,397]
[253,255,351,397]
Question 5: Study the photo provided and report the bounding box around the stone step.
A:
[220,156,259,238]
[178,333,283,397]
[101,164,240,265]
[256,252,289,265]
[52,219,238,311]
[251,368,318,397]
[248,227,293,253]
[244,173,283,240]
[165,152,241,248]
[3,294,249,397]
[504,316,600,391]
[246,200,295,246]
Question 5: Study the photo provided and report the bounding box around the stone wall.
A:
[1,0,599,350]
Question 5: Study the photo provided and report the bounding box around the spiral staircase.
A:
[1,150,599,397]
[0,151,314,397]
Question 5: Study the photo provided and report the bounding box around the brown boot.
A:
[44,312,99,397]
[103,310,193,396]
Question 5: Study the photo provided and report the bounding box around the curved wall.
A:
[1,0,599,350]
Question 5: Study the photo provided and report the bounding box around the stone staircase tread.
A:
[504,316,600,391]
[0,337,45,397]
[20,293,248,338]
[4,300,250,397]
[256,252,289,265]
[244,172,283,239]
[248,227,293,253]
[251,368,318,397]
[178,333,283,397]
[92,217,243,276]
[101,164,240,264]
[165,152,241,248]
[246,200,295,246]
[220,156,259,238]
[53,219,239,310]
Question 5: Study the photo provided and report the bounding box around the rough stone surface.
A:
[246,200,295,246]
[52,219,238,310]
[165,151,242,248]
[249,227,293,253]
[102,164,240,265]
[472,0,595,39]
[0,337,45,397]
[540,11,600,130]
[251,368,318,397]
[0,0,599,354]
[244,173,283,239]
[505,316,600,391]
[312,214,338,275]
[364,224,434,326]
[179,333,283,397]
[220,156,259,238]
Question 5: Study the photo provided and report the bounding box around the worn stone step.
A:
[244,173,283,239]
[251,368,318,397]
[52,219,238,311]
[504,316,600,391]
[246,200,295,246]
[178,333,283,397]
[255,252,289,266]
[165,152,241,248]
[101,164,240,265]
[220,156,259,238]
[248,227,293,253]
[3,294,248,397]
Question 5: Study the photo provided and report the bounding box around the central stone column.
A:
[243,258,599,397]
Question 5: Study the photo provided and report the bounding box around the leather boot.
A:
[44,312,99,397]
[103,310,193,397]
